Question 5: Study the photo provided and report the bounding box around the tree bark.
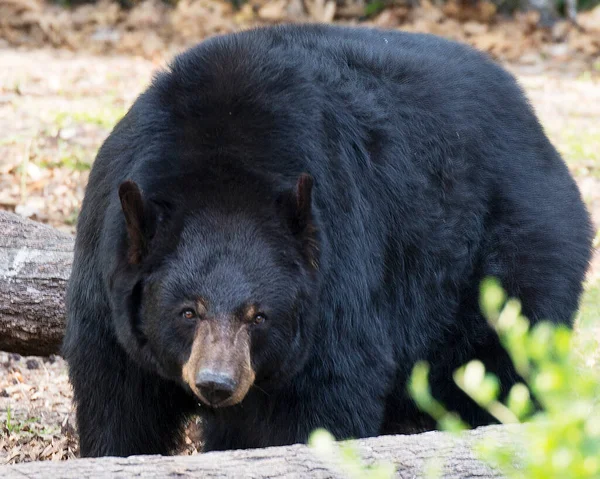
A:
[0,425,507,478]
[0,210,73,356]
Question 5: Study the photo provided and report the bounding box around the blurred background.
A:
[0,0,599,465]
[0,0,599,233]
[0,0,599,232]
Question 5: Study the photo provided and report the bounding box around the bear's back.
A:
[84,24,583,295]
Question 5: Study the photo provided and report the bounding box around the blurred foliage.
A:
[570,0,600,10]
[364,0,387,17]
[309,429,396,478]
[410,277,600,478]
[306,277,600,478]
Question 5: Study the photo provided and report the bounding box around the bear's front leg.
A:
[66,332,197,457]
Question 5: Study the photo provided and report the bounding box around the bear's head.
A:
[110,171,320,408]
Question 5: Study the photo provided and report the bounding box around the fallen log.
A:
[0,210,73,356]
[0,425,506,478]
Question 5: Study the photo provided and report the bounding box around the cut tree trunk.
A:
[0,210,73,356]
[0,425,508,478]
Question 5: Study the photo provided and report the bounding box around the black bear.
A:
[63,24,593,457]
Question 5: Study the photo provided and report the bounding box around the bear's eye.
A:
[253,313,267,325]
[181,308,197,320]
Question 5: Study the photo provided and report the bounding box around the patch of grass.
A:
[37,425,60,436]
[51,105,125,131]
[364,0,386,17]
[4,407,40,435]
[56,144,93,171]
[576,279,600,330]
[57,151,92,171]
[0,134,26,146]
[70,107,125,129]
[576,71,595,83]
[37,140,93,171]
[65,207,79,226]
[557,129,600,178]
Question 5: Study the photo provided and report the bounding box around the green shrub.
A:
[309,429,396,479]
[410,277,600,479]
[309,277,599,479]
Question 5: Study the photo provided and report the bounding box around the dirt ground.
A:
[1,40,599,464]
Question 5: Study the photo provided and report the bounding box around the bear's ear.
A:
[118,180,152,265]
[279,174,319,269]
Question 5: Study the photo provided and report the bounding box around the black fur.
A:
[63,24,594,457]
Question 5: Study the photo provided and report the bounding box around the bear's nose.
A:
[196,370,237,406]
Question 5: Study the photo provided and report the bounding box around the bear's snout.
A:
[182,318,256,408]
[195,370,237,406]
